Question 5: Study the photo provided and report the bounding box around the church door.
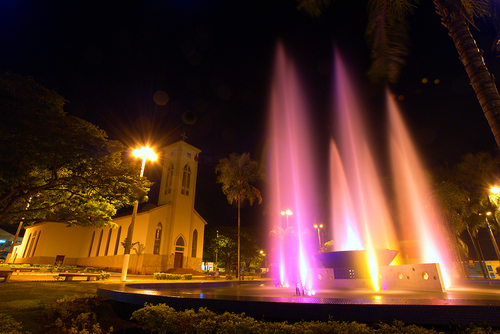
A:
[174,252,183,268]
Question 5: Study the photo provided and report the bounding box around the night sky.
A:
[2,1,500,237]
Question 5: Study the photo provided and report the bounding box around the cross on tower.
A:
[181,132,188,142]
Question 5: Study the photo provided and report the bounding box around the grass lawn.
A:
[0,281,102,333]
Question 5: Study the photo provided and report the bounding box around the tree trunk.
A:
[238,198,241,281]
[434,0,500,149]
[477,236,491,279]
[467,227,488,278]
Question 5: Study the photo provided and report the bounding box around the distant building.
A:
[10,140,206,274]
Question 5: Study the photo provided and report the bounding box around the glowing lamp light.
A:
[491,186,500,195]
[133,146,158,162]
[121,145,157,281]
[280,209,293,227]
[314,224,323,248]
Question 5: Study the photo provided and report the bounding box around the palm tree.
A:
[298,0,500,149]
[432,152,500,277]
[216,153,263,280]
[456,152,500,263]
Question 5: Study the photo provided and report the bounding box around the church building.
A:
[9,140,207,274]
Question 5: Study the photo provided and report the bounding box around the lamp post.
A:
[314,224,323,248]
[280,209,293,228]
[215,230,219,273]
[121,146,157,281]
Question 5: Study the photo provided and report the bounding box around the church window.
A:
[31,231,41,257]
[114,226,122,255]
[22,234,32,258]
[175,236,185,252]
[96,230,103,256]
[164,163,174,195]
[154,223,162,254]
[181,164,191,196]
[26,231,37,258]
[88,231,95,257]
[191,230,198,257]
[104,229,112,256]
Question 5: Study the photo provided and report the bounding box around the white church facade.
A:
[9,140,207,274]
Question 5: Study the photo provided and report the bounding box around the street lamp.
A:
[215,230,219,273]
[280,209,293,228]
[314,224,323,248]
[121,146,157,281]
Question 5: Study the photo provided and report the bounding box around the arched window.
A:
[181,164,191,196]
[154,223,162,254]
[26,231,37,258]
[88,231,95,257]
[191,230,198,257]
[22,234,32,258]
[31,231,41,257]
[164,163,174,195]
[104,229,112,256]
[96,230,103,256]
[114,226,122,255]
[175,236,185,252]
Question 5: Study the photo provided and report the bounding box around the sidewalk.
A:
[6,271,157,282]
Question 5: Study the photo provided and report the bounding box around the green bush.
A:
[0,313,30,334]
[39,295,114,333]
[99,272,111,280]
[184,274,193,280]
[154,273,184,280]
[131,305,452,334]
[225,274,233,280]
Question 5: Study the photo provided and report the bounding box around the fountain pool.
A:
[97,280,500,326]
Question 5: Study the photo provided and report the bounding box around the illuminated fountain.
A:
[267,44,318,292]
[97,44,500,326]
[267,45,452,292]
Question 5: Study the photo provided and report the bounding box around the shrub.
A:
[39,295,114,333]
[99,272,111,280]
[0,313,29,334]
[225,274,233,280]
[184,274,193,280]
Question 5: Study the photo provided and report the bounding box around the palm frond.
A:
[366,0,417,83]
[296,0,334,17]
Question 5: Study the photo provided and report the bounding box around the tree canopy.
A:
[0,72,152,227]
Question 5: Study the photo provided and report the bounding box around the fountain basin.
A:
[97,280,500,326]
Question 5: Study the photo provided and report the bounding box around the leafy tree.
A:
[216,153,263,280]
[456,152,500,262]
[239,227,265,270]
[0,72,152,227]
[320,240,335,253]
[298,0,500,149]
[204,226,264,273]
[432,166,487,277]
[204,226,238,271]
[432,152,500,277]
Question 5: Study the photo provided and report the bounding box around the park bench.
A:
[0,270,13,282]
[57,273,101,281]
